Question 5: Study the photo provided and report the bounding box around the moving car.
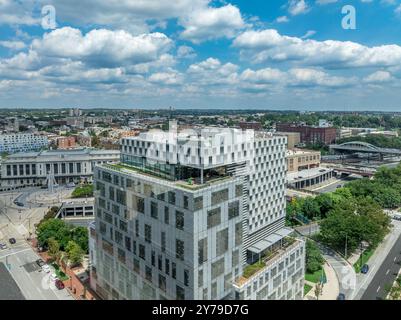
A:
[0,243,7,250]
[36,259,45,267]
[42,264,51,273]
[337,293,346,300]
[14,201,24,207]
[8,238,16,244]
[361,264,369,274]
[55,279,65,290]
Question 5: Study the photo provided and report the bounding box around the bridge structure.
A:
[329,141,401,158]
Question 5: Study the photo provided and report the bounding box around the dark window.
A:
[139,244,146,260]
[175,211,184,230]
[159,274,166,292]
[168,191,176,205]
[198,238,207,265]
[161,232,166,253]
[176,239,184,261]
[165,259,170,275]
[151,201,158,219]
[172,262,177,279]
[145,266,152,282]
[134,196,144,213]
[164,207,169,224]
[145,224,152,244]
[228,201,240,219]
[207,207,221,229]
[176,286,185,300]
[184,269,189,287]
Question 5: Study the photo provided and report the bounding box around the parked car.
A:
[0,243,7,250]
[14,201,24,207]
[55,279,65,290]
[50,273,58,282]
[8,238,16,244]
[337,293,346,300]
[361,264,370,274]
[42,264,51,273]
[36,259,45,268]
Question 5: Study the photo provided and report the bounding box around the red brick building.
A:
[57,136,76,149]
[276,123,337,145]
[239,121,262,131]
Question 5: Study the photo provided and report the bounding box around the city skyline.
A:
[2,1,401,110]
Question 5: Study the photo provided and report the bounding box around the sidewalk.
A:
[304,262,340,300]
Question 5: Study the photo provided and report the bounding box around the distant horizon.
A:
[1,106,401,114]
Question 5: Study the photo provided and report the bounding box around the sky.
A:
[1,0,401,111]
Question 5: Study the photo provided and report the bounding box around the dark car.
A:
[337,293,346,300]
[14,201,24,207]
[361,264,369,274]
[55,279,65,290]
[36,259,45,267]
[8,238,16,244]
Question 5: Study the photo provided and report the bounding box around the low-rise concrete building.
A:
[0,148,120,190]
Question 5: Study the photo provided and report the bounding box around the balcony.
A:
[234,237,300,288]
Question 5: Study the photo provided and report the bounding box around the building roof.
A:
[0,263,25,300]
[287,167,333,183]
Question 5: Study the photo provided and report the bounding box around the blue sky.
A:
[1,0,401,110]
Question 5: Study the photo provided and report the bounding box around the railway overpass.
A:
[329,141,401,158]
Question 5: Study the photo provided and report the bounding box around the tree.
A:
[305,240,325,273]
[36,219,71,250]
[66,241,84,267]
[301,198,321,220]
[319,196,390,255]
[48,237,61,262]
[71,227,89,253]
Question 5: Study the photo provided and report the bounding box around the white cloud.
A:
[0,0,38,26]
[177,46,197,59]
[0,41,26,50]
[179,4,245,43]
[233,29,401,69]
[276,16,289,23]
[31,27,172,67]
[288,0,309,16]
[363,70,394,83]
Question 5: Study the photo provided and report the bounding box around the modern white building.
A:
[0,133,49,154]
[90,124,305,300]
[0,148,120,190]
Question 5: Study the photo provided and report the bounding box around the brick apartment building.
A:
[276,123,336,145]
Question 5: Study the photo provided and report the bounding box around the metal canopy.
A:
[248,228,294,254]
[274,227,293,238]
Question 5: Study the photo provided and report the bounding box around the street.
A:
[361,233,401,300]
[0,189,74,300]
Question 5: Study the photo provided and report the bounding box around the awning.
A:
[248,228,294,254]
[274,227,294,238]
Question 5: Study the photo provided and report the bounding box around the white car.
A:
[0,243,7,250]
[50,273,58,282]
[42,264,51,273]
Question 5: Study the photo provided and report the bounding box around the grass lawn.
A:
[51,263,69,281]
[354,247,375,273]
[305,267,326,284]
[304,284,313,296]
